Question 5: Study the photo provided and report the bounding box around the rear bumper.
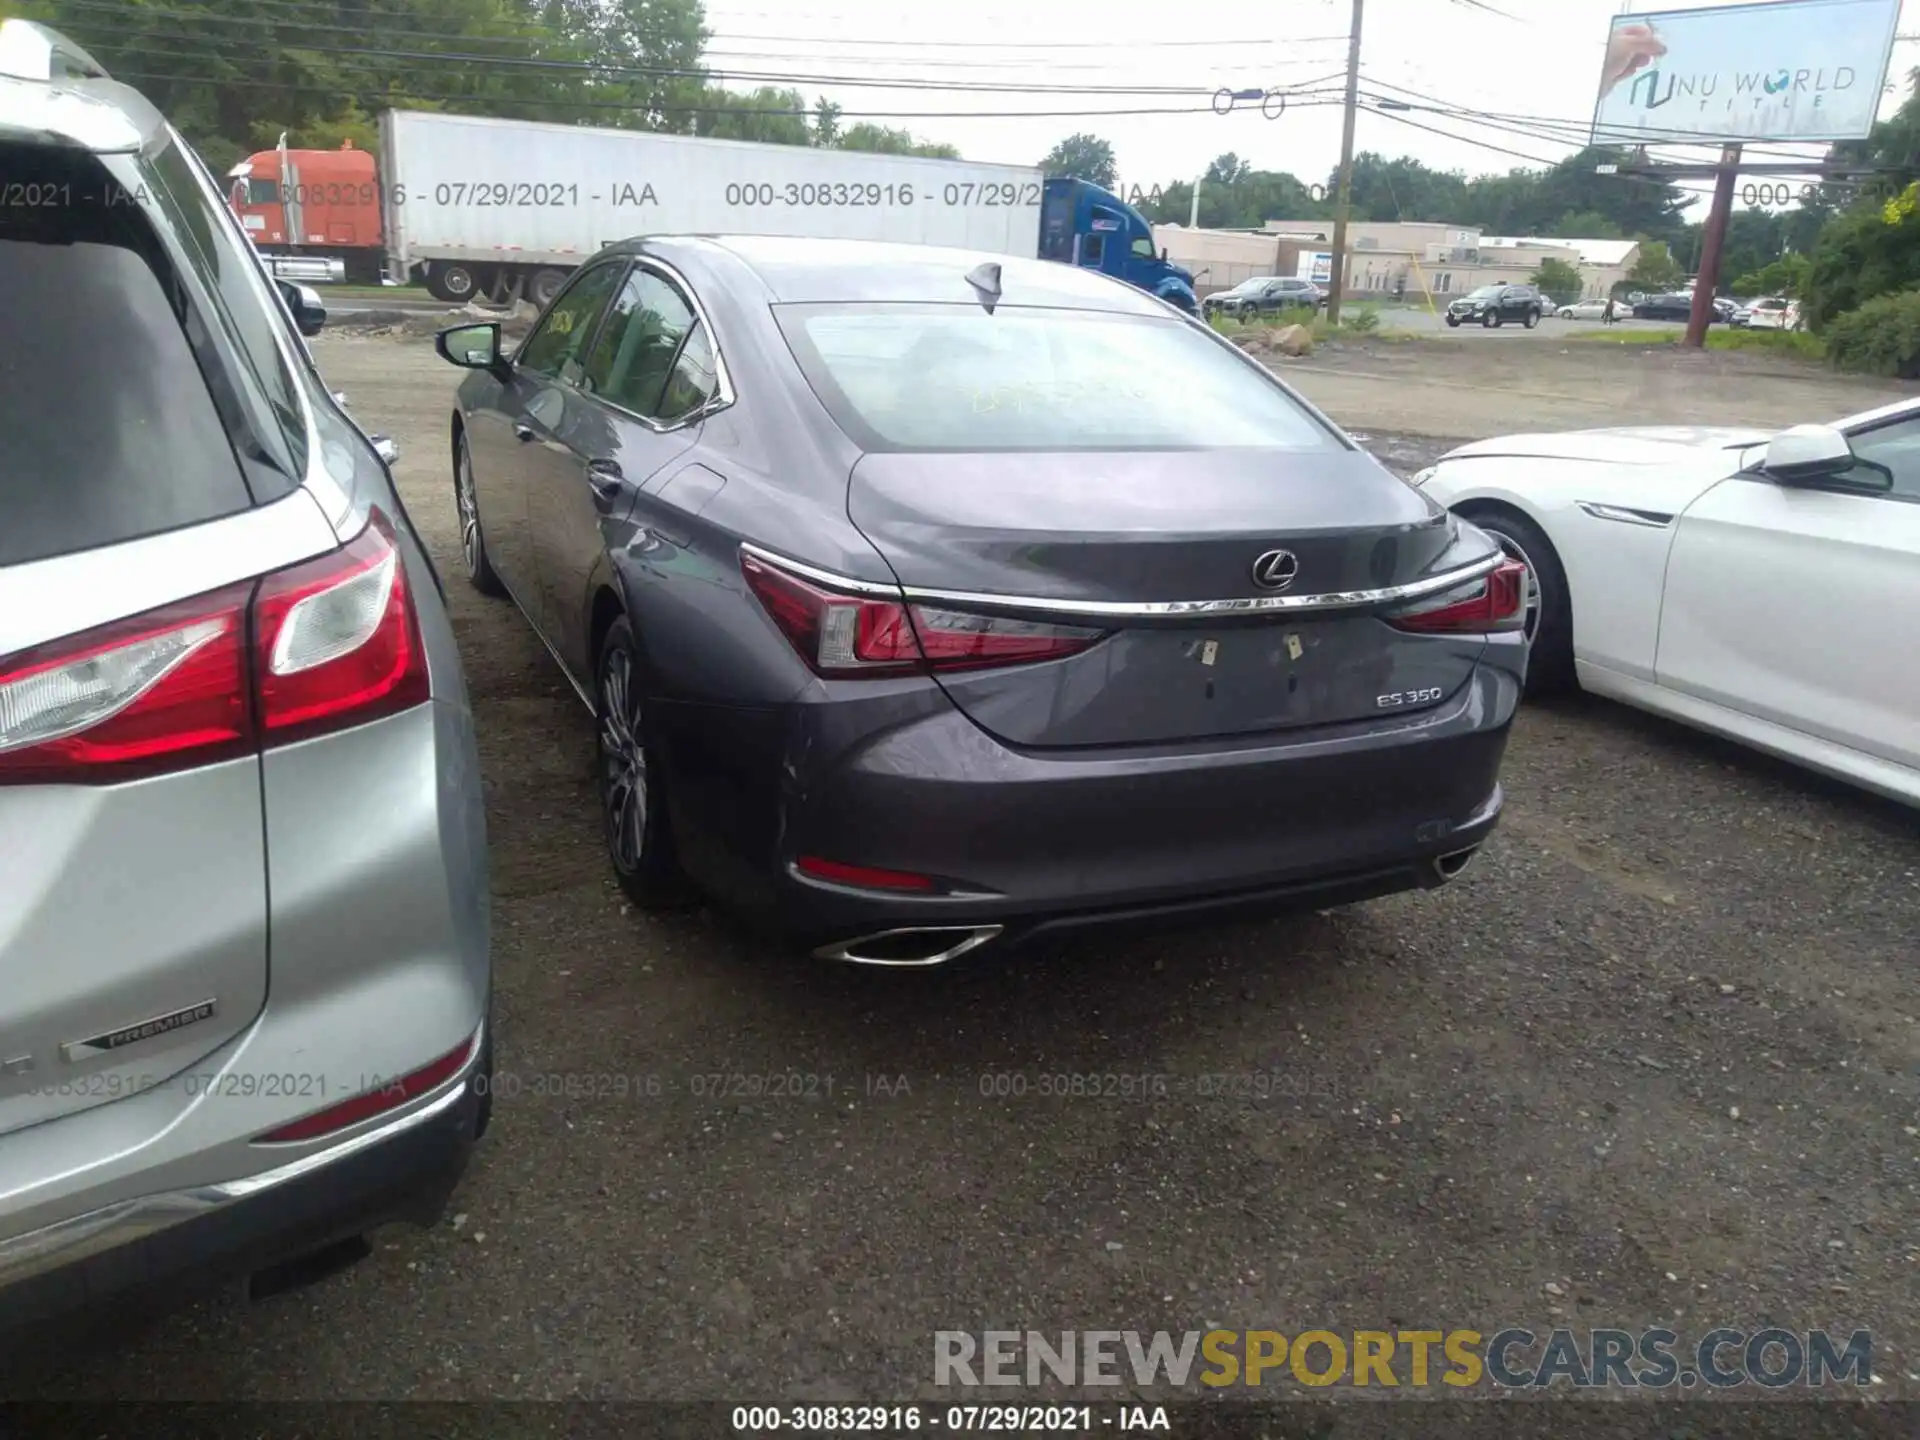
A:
[661,656,1521,957]
[0,1051,479,1337]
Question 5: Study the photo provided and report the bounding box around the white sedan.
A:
[1415,401,1920,806]
[1555,298,1612,320]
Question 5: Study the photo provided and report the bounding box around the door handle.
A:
[586,458,624,500]
[514,423,536,443]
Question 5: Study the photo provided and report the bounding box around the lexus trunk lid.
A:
[848,448,1498,748]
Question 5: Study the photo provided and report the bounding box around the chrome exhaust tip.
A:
[1432,846,1479,882]
[812,924,1004,967]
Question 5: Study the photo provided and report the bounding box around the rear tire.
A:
[596,617,695,910]
[1459,507,1575,696]
[528,267,570,309]
[426,261,480,303]
[455,432,507,597]
[1524,308,1539,329]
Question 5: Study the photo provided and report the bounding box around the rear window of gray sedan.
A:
[774,304,1343,453]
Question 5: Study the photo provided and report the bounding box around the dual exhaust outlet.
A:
[811,846,1481,967]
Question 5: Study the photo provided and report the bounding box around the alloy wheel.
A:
[600,648,648,872]
[457,443,480,576]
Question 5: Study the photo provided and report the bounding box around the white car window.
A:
[1847,417,1920,501]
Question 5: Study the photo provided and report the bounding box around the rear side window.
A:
[147,139,307,484]
[518,262,624,382]
[584,268,694,416]
[776,304,1341,453]
[0,145,251,569]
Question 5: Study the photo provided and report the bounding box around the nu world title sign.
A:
[1590,0,1900,145]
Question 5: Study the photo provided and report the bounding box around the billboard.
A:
[1590,0,1900,145]
[1296,251,1332,284]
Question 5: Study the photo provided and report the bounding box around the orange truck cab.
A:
[227,141,384,284]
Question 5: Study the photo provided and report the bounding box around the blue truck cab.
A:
[1039,177,1197,314]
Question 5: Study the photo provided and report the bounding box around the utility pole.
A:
[1325,0,1364,324]
[1190,173,1201,228]
[1684,143,1741,349]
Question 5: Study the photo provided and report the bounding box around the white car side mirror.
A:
[1763,424,1853,482]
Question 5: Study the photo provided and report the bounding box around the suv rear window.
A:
[0,145,251,569]
[776,303,1341,453]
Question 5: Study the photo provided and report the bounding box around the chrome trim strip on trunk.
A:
[739,542,1501,621]
[0,1026,480,1287]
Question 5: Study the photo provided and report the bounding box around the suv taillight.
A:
[741,552,1104,676]
[1386,559,1528,635]
[254,512,429,742]
[0,510,427,784]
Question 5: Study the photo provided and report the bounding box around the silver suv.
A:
[0,23,491,1330]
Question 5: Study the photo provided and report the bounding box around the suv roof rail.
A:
[0,19,112,83]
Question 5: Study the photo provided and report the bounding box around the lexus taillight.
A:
[0,510,428,785]
[1387,559,1529,635]
[741,552,1104,676]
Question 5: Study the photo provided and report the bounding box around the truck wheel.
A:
[528,268,570,309]
[426,262,480,303]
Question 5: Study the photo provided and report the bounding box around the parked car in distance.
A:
[1556,298,1612,320]
[1203,275,1325,318]
[439,235,1529,967]
[1413,401,1920,807]
[1446,284,1545,328]
[1747,297,1802,331]
[1631,292,1713,322]
[1,21,492,1336]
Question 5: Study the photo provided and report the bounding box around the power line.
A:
[1359,74,1832,162]
[111,61,1319,121]
[1448,0,1520,18]
[1362,104,1721,197]
[50,2,1243,96]
[166,0,1358,50]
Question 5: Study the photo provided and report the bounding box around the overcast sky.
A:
[702,0,1919,207]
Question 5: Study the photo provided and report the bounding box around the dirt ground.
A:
[20,330,1920,1421]
[1283,334,1914,452]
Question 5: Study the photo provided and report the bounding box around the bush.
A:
[1339,305,1381,334]
[1705,328,1825,361]
[1821,290,1920,376]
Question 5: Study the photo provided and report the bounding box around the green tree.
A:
[1530,257,1582,304]
[1205,151,1252,188]
[812,97,842,147]
[840,122,958,158]
[692,86,811,145]
[1626,241,1686,291]
[1039,133,1117,190]
[1802,183,1920,329]
[1551,210,1624,238]
[8,0,714,169]
[1730,253,1811,298]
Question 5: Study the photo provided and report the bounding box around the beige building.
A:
[1150,225,1304,296]
[1194,220,1646,303]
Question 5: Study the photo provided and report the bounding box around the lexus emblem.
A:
[1251,549,1299,591]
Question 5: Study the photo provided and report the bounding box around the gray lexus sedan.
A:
[438,235,1526,965]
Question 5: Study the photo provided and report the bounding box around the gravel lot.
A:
[17,333,1919,1415]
